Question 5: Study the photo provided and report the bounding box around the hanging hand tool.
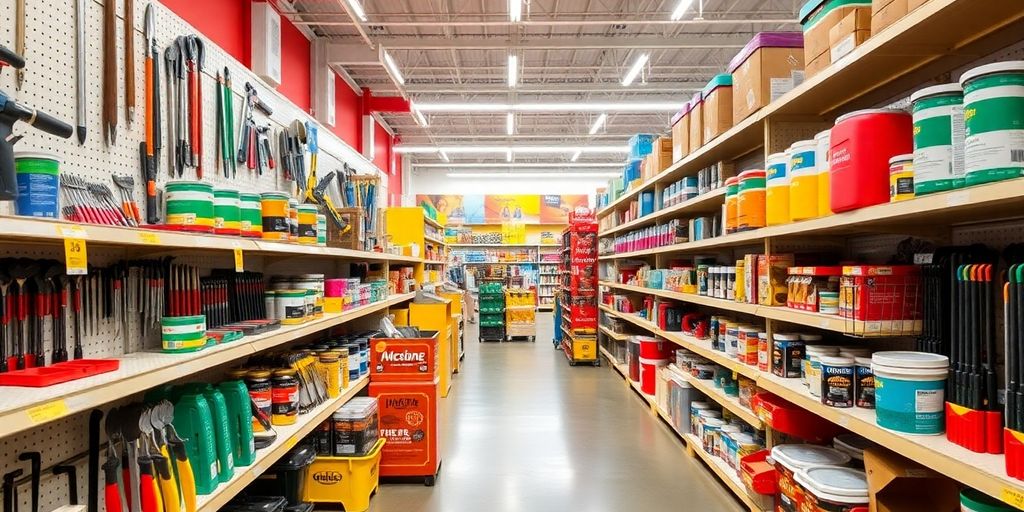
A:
[11,260,38,370]
[53,275,68,363]
[15,0,25,90]
[122,406,144,512]
[104,408,128,512]
[223,69,236,178]
[0,269,10,373]
[145,407,180,512]
[303,122,319,202]
[164,46,178,176]
[184,37,200,174]
[113,175,141,225]
[103,0,118,144]
[53,465,79,506]
[143,5,160,225]
[192,37,205,180]
[75,0,88,144]
[135,408,163,512]
[3,470,22,512]
[156,402,195,512]
[71,275,83,359]
[173,38,189,176]
[18,451,40,512]
[215,72,224,177]
[125,0,136,126]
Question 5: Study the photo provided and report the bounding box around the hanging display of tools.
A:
[237,82,273,173]
[215,71,226,177]
[113,174,142,226]
[223,68,237,178]
[125,0,136,127]
[143,5,160,225]
[75,0,88,144]
[302,122,319,203]
[15,0,25,90]
[60,174,135,227]
[165,45,178,176]
[190,37,206,180]
[283,120,307,191]
[103,0,118,144]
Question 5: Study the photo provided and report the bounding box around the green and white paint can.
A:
[959,61,1024,186]
[316,214,328,246]
[911,83,965,194]
[161,315,208,353]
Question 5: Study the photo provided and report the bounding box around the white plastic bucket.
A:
[871,351,949,435]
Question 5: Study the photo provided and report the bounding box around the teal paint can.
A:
[872,351,948,435]
[14,152,60,218]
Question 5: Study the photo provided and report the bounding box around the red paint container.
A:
[829,109,912,213]
[639,357,668,395]
[637,336,673,359]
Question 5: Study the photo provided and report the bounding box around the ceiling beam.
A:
[325,43,380,65]
[290,15,797,28]
[328,34,753,50]
[400,83,702,94]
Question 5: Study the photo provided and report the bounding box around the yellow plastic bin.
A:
[302,438,386,511]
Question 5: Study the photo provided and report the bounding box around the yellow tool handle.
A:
[158,447,182,512]
[172,448,197,512]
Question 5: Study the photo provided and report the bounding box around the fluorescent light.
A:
[670,0,694,20]
[506,150,513,162]
[440,150,450,162]
[412,106,428,127]
[508,55,518,88]
[447,172,619,179]
[588,114,607,135]
[412,102,682,113]
[414,162,623,168]
[345,0,367,21]
[395,145,629,154]
[570,150,582,162]
[383,51,404,85]
[621,54,649,86]
[509,0,522,22]
[506,113,515,135]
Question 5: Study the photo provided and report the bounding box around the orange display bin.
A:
[370,378,442,485]
[370,332,439,382]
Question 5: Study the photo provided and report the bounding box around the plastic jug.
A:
[172,393,219,495]
[218,380,256,467]
[187,383,236,483]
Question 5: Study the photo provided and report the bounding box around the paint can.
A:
[911,83,965,194]
[736,169,766,231]
[959,61,1024,186]
[165,181,215,232]
[297,204,319,245]
[830,109,913,212]
[855,357,874,408]
[819,355,855,408]
[316,214,328,246]
[161,315,208,353]
[213,188,241,236]
[261,192,290,241]
[239,193,263,238]
[724,176,739,233]
[766,152,790,225]
[276,290,308,325]
[814,130,832,217]
[788,139,818,221]
[288,199,299,242]
[872,351,948,435]
[14,152,60,218]
[888,154,915,202]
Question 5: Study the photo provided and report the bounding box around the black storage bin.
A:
[222,496,287,512]
[247,444,317,506]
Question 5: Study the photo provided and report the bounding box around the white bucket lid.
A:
[819,356,855,367]
[766,152,787,164]
[889,154,914,165]
[14,151,61,163]
[771,444,851,472]
[788,139,817,152]
[814,130,830,141]
[835,108,910,124]
[872,351,949,369]
[960,61,1024,86]
[854,357,873,366]
[690,401,711,410]
[833,434,875,460]
[910,82,963,103]
[796,466,869,503]
[805,345,839,354]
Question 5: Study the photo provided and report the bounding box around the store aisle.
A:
[372,314,741,512]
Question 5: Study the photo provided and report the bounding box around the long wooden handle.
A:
[15,0,25,89]
[125,0,136,123]
[103,0,118,143]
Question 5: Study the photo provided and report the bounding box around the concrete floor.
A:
[370,315,742,512]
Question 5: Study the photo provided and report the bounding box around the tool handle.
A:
[125,0,135,118]
[169,442,196,512]
[154,455,179,512]
[103,458,123,512]
[138,468,161,512]
[0,43,25,69]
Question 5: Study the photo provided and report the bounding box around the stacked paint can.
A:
[297,204,320,245]
[288,199,299,242]
[213,188,241,236]
[165,181,215,232]
[787,139,818,221]
[161,315,208,353]
[765,152,789,225]
[239,193,263,238]
[829,109,912,213]
[736,170,766,231]
[261,192,290,241]
[316,214,328,246]
[724,177,739,234]
[13,152,60,218]
[911,83,965,194]
[959,61,1024,186]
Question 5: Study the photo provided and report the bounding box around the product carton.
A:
[829,8,871,62]
[863,447,959,512]
[649,136,673,176]
[671,103,691,162]
[729,32,805,124]
[871,0,908,34]
[805,52,830,78]
[907,0,928,10]
[757,254,795,306]
[701,74,734,143]
[369,332,439,381]
[370,379,440,478]
[800,0,871,71]
[688,93,703,153]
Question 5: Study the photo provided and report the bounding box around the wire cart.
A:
[505,288,536,342]
[478,279,506,342]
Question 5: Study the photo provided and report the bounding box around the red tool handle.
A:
[247,130,256,170]
[139,473,161,512]
[196,77,203,180]
[105,482,125,512]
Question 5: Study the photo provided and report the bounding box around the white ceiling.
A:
[286,0,801,173]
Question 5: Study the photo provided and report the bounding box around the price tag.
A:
[57,225,89,239]
[27,400,70,424]
[946,190,969,207]
[64,238,88,275]
[285,436,299,450]
[139,232,162,245]
[234,248,244,272]
[1002,487,1024,508]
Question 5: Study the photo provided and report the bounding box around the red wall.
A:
[277,13,311,111]
[161,0,250,65]
[332,75,362,148]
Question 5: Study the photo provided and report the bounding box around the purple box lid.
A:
[727,32,804,73]
[671,101,691,125]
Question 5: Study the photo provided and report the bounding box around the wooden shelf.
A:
[424,216,444,230]
[197,375,369,512]
[682,433,772,512]
[450,243,558,247]
[0,292,415,439]
[599,188,726,237]
[424,233,446,245]
[664,364,763,429]
[599,325,629,341]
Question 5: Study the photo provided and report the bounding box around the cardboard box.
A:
[829,9,871,61]
[863,447,959,512]
[871,0,908,34]
[908,0,928,10]
[689,93,704,152]
[370,379,440,478]
[731,44,805,124]
[649,136,673,175]
[805,51,831,78]
[802,1,866,69]
[671,109,690,162]
[702,76,733,143]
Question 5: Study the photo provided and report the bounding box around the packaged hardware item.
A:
[758,254,795,306]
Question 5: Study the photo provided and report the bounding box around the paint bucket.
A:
[832,433,874,463]
[804,345,839,394]
[165,181,215,232]
[814,130,832,217]
[765,152,790,225]
[637,336,673,359]
[239,193,263,238]
[627,337,641,382]
[316,214,328,246]
[911,83,965,194]
[959,61,1024,186]
[854,357,874,409]
[297,204,319,245]
[830,109,913,213]
[13,152,60,218]
[961,488,1020,511]
[213,188,241,236]
[724,177,739,233]
[261,192,290,241]
[288,199,299,242]
[888,154,915,202]
[794,466,869,512]
[736,169,766,231]
[871,351,949,435]
[161,315,208,353]
[819,355,855,408]
[770,444,851,512]
[276,290,308,325]
[788,140,818,221]
[639,357,668,395]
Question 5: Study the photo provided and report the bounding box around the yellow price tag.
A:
[139,232,162,245]
[26,400,70,424]
[285,436,298,450]
[57,225,88,239]
[234,248,244,272]
[1002,487,1024,508]
[64,238,88,275]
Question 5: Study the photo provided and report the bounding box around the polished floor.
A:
[371,315,742,512]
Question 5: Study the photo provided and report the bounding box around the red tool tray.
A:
[0,359,120,387]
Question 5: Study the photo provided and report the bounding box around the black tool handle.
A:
[87,409,103,512]
[25,108,74,139]
[53,465,78,505]
[0,113,20,200]
[0,43,25,69]
[18,452,40,512]
[237,120,252,164]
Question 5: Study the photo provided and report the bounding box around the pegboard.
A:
[0,0,389,221]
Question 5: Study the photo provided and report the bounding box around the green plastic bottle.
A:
[193,384,235,483]
[217,380,256,467]
[172,393,219,495]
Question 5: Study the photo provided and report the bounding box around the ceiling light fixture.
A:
[621,54,649,86]
[509,0,522,22]
[507,55,518,88]
[506,113,515,135]
[414,162,623,168]
[670,0,694,20]
[588,114,607,135]
[411,102,682,113]
[440,150,450,162]
[570,150,582,162]
[447,172,619,179]
[345,0,368,21]
[395,145,629,154]
[383,51,405,85]
[506,150,513,162]
[412,106,428,127]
